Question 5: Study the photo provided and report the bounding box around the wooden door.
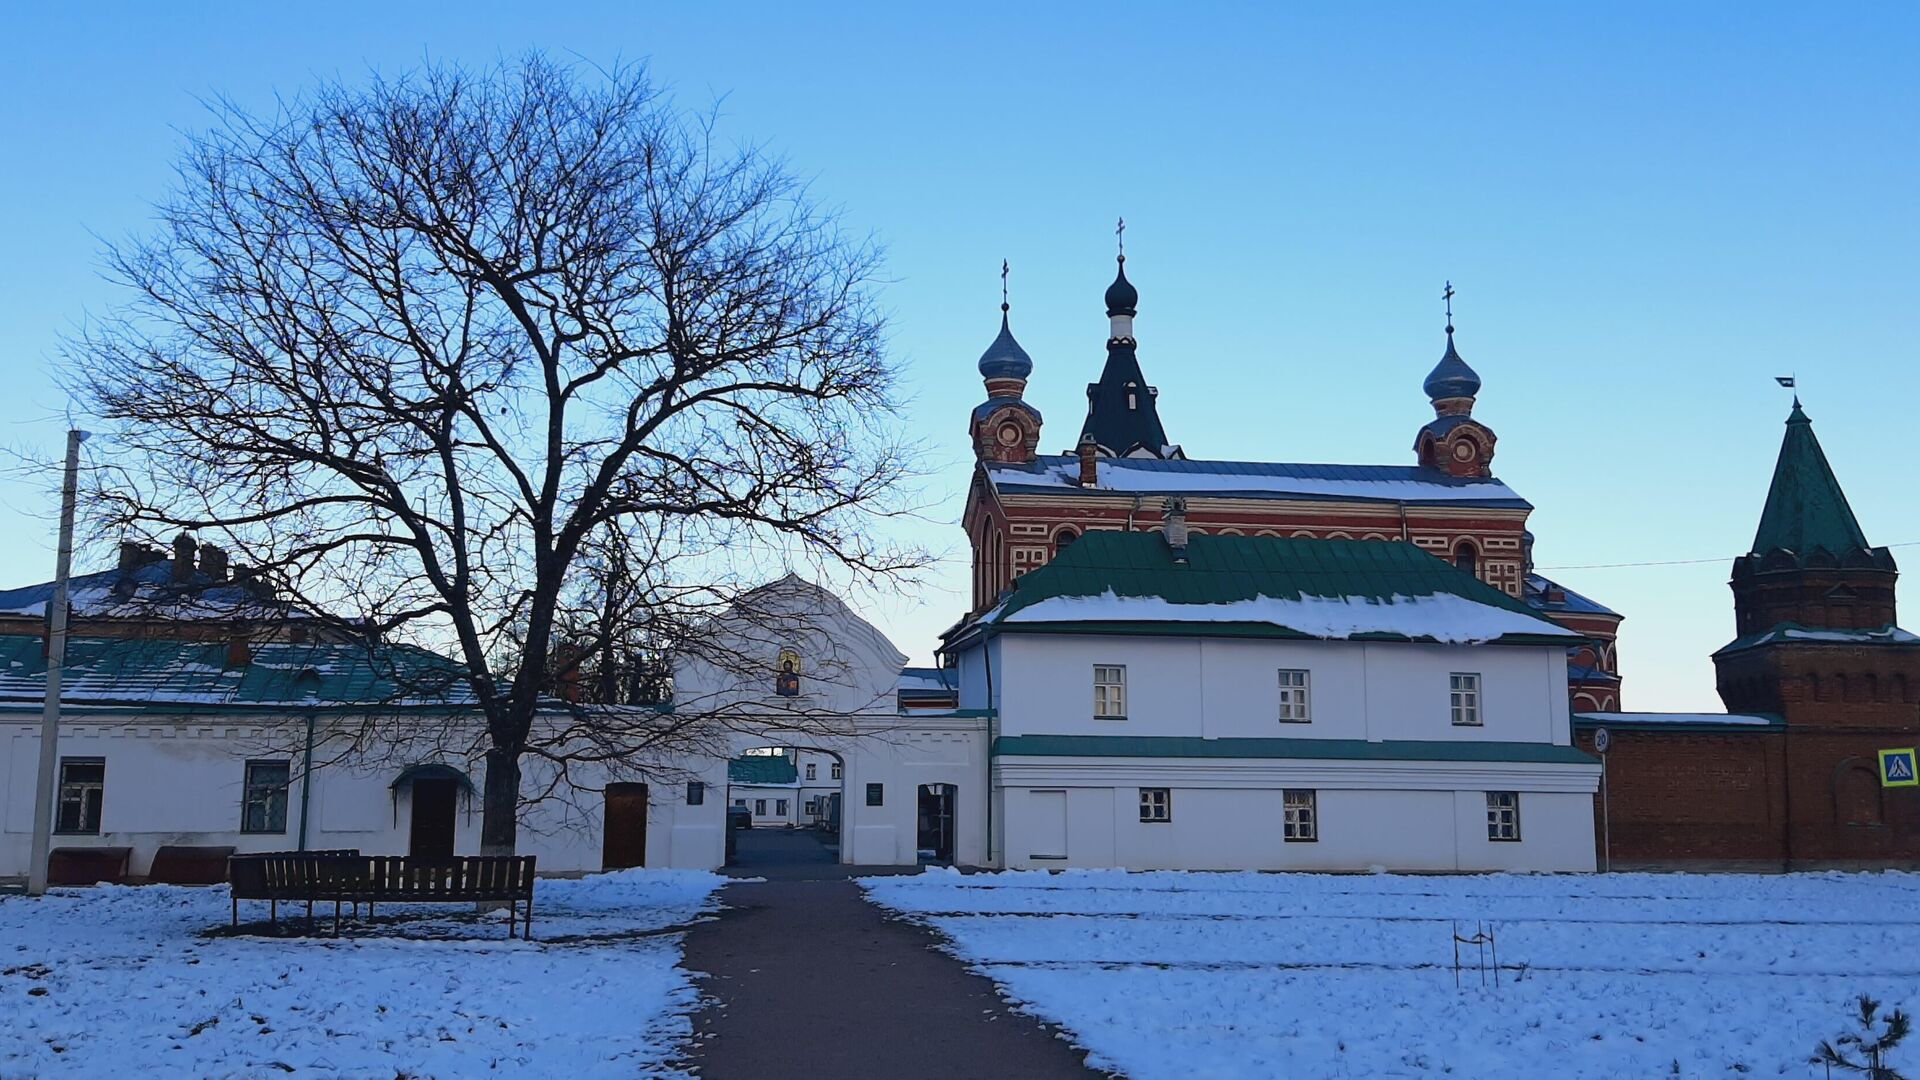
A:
[408,778,458,860]
[603,783,650,870]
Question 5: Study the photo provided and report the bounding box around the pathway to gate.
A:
[680,829,1111,1079]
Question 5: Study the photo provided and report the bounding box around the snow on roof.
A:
[0,561,313,622]
[985,455,1530,507]
[1524,573,1621,618]
[1575,711,1778,727]
[897,666,956,694]
[999,589,1579,645]
[1716,622,1920,655]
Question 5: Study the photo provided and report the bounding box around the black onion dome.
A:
[1104,258,1139,317]
[977,312,1033,381]
[1422,330,1482,401]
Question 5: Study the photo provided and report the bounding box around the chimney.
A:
[199,545,229,582]
[1077,433,1100,487]
[224,636,252,669]
[118,541,161,571]
[171,533,197,584]
[1162,497,1190,564]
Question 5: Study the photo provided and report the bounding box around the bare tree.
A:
[67,55,921,855]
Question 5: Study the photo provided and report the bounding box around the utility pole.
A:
[27,429,88,896]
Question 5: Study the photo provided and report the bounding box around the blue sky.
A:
[3,4,1915,708]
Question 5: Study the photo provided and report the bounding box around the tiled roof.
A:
[0,634,471,708]
[727,755,798,785]
[969,532,1577,646]
[985,455,1530,508]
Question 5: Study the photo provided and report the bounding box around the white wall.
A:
[995,762,1595,873]
[728,782,800,826]
[991,634,1571,746]
[0,714,731,879]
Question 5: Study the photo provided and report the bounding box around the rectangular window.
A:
[1138,787,1171,823]
[55,758,105,835]
[1094,665,1127,718]
[1450,673,1482,726]
[805,797,818,815]
[1486,792,1521,841]
[1283,789,1317,842]
[240,760,290,834]
[866,782,885,807]
[755,799,767,816]
[686,781,705,806]
[1277,669,1311,722]
[831,762,843,780]
[733,799,747,808]
[776,798,789,816]
[805,763,817,780]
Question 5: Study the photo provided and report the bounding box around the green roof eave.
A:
[992,733,1598,766]
[958,620,1584,649]
[1571,712,1784,732]
[1712,622,1920,657]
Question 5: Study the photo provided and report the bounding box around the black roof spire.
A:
[1082,228,1172,457]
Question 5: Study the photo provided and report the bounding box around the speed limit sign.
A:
[1593,727,1611,754]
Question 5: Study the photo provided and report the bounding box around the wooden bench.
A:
[229,852,537,938]
[150,845,238,885]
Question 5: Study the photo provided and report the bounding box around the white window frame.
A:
[754,798,767,816]
[1486,791,1521,841]
[1283,789,1317,842]
[776,798,789,816]
[240,759,291,835]
[830,762,843,780]
[805,763,817,781]
[1277,669,1311,723]
[1138,787,1171,823]
[1094,664,1127,719]
[1450,672,1483,726]
[55,758,105,835]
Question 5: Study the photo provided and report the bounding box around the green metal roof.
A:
[970,532,1575,646]
[727,754,798,785]
[1712,621,1920,657]
[1572,711,1784,732]
[1750,402,1872,560]
[0,633,471,708]
[993,734,1598,766]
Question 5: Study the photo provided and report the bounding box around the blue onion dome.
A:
[1104,257,1139,317]
[1422,329,1482,400]
[977,310,1033,381]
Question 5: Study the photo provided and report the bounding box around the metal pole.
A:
[1600,751,1612,873]
[27,429,88,896]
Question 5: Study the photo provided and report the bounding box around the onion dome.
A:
[977,309,1033,381]
[1422,328,1482,401]
[1104,257,1139,317]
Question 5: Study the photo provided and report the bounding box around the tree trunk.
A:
[480,745,521,857]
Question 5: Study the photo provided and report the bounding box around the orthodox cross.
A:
[1001,259,1010,311]
[1443,281,1455,332]
[1116,216,1126,258]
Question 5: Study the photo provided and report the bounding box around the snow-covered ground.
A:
[0,870,723,1079]
[864,869,1920,1080]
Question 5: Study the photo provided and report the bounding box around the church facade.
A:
[961,255,1624,712]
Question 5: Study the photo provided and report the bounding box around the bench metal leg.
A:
[270,898,277,924]
[232,897,238,927]
[334,900,342,937]
[506,900,515,939]
[524,896,532,941]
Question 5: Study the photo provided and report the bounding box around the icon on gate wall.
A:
[775,648,802,698]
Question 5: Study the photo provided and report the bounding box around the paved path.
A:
[681,829,1111,1079]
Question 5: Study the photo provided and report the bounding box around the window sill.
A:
[1283,837,1318,843]
[1277,718,1312,725]
[1488,837,1523,843]
[1095,715,1129,722]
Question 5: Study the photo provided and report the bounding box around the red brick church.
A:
[1574,400,1920,867]
[959,252,1625,709]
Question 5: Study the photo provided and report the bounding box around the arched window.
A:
[1454,541,1479,578]
[1835,760,1883,825]
[1053,528,1079,558]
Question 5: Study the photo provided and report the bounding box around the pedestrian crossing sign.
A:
[1881,748,1919,788]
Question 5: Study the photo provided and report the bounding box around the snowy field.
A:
[0,870,723,1080]
[864,869,1920,1080]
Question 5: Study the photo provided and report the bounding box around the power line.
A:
[1535,540,1920,572]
